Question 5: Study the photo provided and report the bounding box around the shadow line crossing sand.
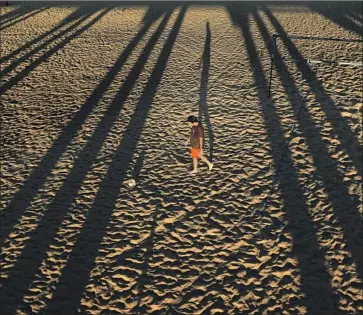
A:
[0,7,181,314]
[0,6,48,31]
[132,218,157,315]
[0,4,42,25]
[1,8,94,76]
[0,7,104,63]
[227,4,340,314]
[307,2,363,37]
[44,6,187,314]
[0,2,362,314]
[262,5,363,283]
[0,5,160,248]
[1,7,112,94]
[263,6,362,180]
[0,6,96,64]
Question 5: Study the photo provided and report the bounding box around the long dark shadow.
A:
[0,4,39,25]
[226,4,340,314]
[198,21,214,161]
[307,2,363,36]
[265,10,362,179]
[44,6,187,313]
[0,6,166,248]
[0,6,48,31]
[0,8,110,94]
[1,8,93,77]
[142,2,178,25]
[132,219,157,315]
[0,6,92,64]
[0,9,176,315]
[262,6,363,281]
[0,8,21,24]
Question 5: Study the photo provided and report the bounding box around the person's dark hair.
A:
[187,115,198,123]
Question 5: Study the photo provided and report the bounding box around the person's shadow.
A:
[199,21,214,162]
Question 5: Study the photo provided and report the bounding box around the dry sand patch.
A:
[0,2,362,314]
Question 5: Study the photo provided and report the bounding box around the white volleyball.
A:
[126,178,136,188]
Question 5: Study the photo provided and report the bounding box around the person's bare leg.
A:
[200,155,213,171]
[190,157,198,174]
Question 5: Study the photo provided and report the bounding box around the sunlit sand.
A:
[0,2,362,314]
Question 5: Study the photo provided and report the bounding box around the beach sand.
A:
[0,2,362,314]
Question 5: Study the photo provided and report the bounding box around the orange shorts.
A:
[190,148,200,158]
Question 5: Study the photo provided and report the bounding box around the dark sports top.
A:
[190,124,204,148]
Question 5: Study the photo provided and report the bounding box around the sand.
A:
[0,1,362,314]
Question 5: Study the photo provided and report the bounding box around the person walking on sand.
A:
[185,115,213,174]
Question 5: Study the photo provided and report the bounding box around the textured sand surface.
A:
[0,2,362,314]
